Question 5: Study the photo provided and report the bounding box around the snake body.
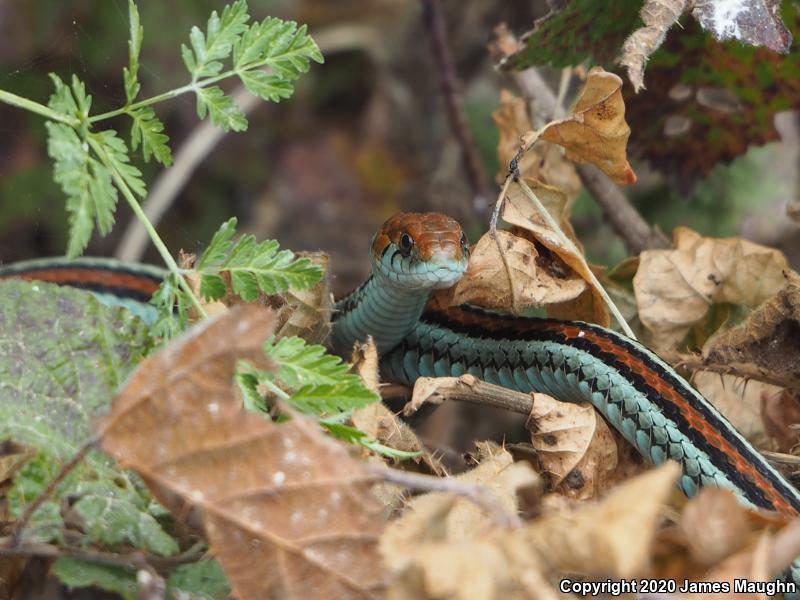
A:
[3,212,800,587]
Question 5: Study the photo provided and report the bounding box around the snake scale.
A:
[2,211,799,589]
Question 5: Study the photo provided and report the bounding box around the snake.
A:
[2,211,800,587]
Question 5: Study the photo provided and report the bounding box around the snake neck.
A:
[330,274,431,356]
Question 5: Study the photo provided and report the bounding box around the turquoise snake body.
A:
[2,211,800,586]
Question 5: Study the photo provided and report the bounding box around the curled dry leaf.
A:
[703,270,800,390]
[633,227,789,350]
[99,306,386,600]
[525,462,681,578]
[503,179,610,325]
[537,67,637,185]
[528,394,628,500]
[621,0,687,92]
[447,229,586,314]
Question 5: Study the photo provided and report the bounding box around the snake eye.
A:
[399,232,414,253]
[460,231,468,246]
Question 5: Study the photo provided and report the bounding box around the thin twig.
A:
[367,464,522,528]
[420,0,491,215]
[10,436,98,546]
[0,538,148,569]
[403,374,534,416]
[661,351,800,390]
[576,163,669,253]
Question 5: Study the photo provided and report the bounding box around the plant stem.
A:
[516,177,637,339]
[87,137,208,320]
[0,89,79,126]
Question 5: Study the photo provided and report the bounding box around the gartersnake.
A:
[3,211,799,586]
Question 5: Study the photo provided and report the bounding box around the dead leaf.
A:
[528,394,620,499]
[492,90,536,183]
[276,251,332,344]
[537,67,637,185]
[526,462,681,578]
[680,488,756,566]
[99,306,386,600]
[696,532,773,599]
[502,179,610,325]
[447,229,587,314]
[621,0,687,92]
[692,0,792,53]
[761,389,800,452]
[702,270,800,389]
[491,90,580,199]
[382,446,546,600]
[692,372,781,441]
[633,227,790,350]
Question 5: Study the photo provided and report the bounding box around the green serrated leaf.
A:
[289,381,378,414]
[196,217,238,269]
[150,273,190,340]
[124,0,143,103]
[46,122,117,257]
[239,70,293,102]
[130,107,172,165]
[167,560,230,600]
[194,219,322,300]
[236,369,268,413]
[199,274,227,300]
[184,0,250,79]
[48,73,78,116]
[91,129,147,197]
[70,75,92,117]
[321,422,422,459]
[195,85,248,131]
[262,336,379,414]
[52,558,138,600]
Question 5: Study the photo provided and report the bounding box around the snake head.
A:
[370,212,469,290]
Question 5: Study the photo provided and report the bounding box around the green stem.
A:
[87,136,208,320]
[516,177,636,340]
[88,69,235,123]
[0,89,79,126]
[259,377,291,401]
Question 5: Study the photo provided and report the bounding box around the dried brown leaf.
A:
[503,179,610,325]
[99,306,385,600]
[525,462,681,578]
[703,270,800,389]
[692,372,780,440]
[633,227,789,350]
[382,446,546,600]
[527,394,625,499]
[538,67,637,185]
[680,488,756,566]
[621,0,687,92]
[448,229,587,314]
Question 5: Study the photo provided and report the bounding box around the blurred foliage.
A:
[504,0,643,70]
[626,4,800,179]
